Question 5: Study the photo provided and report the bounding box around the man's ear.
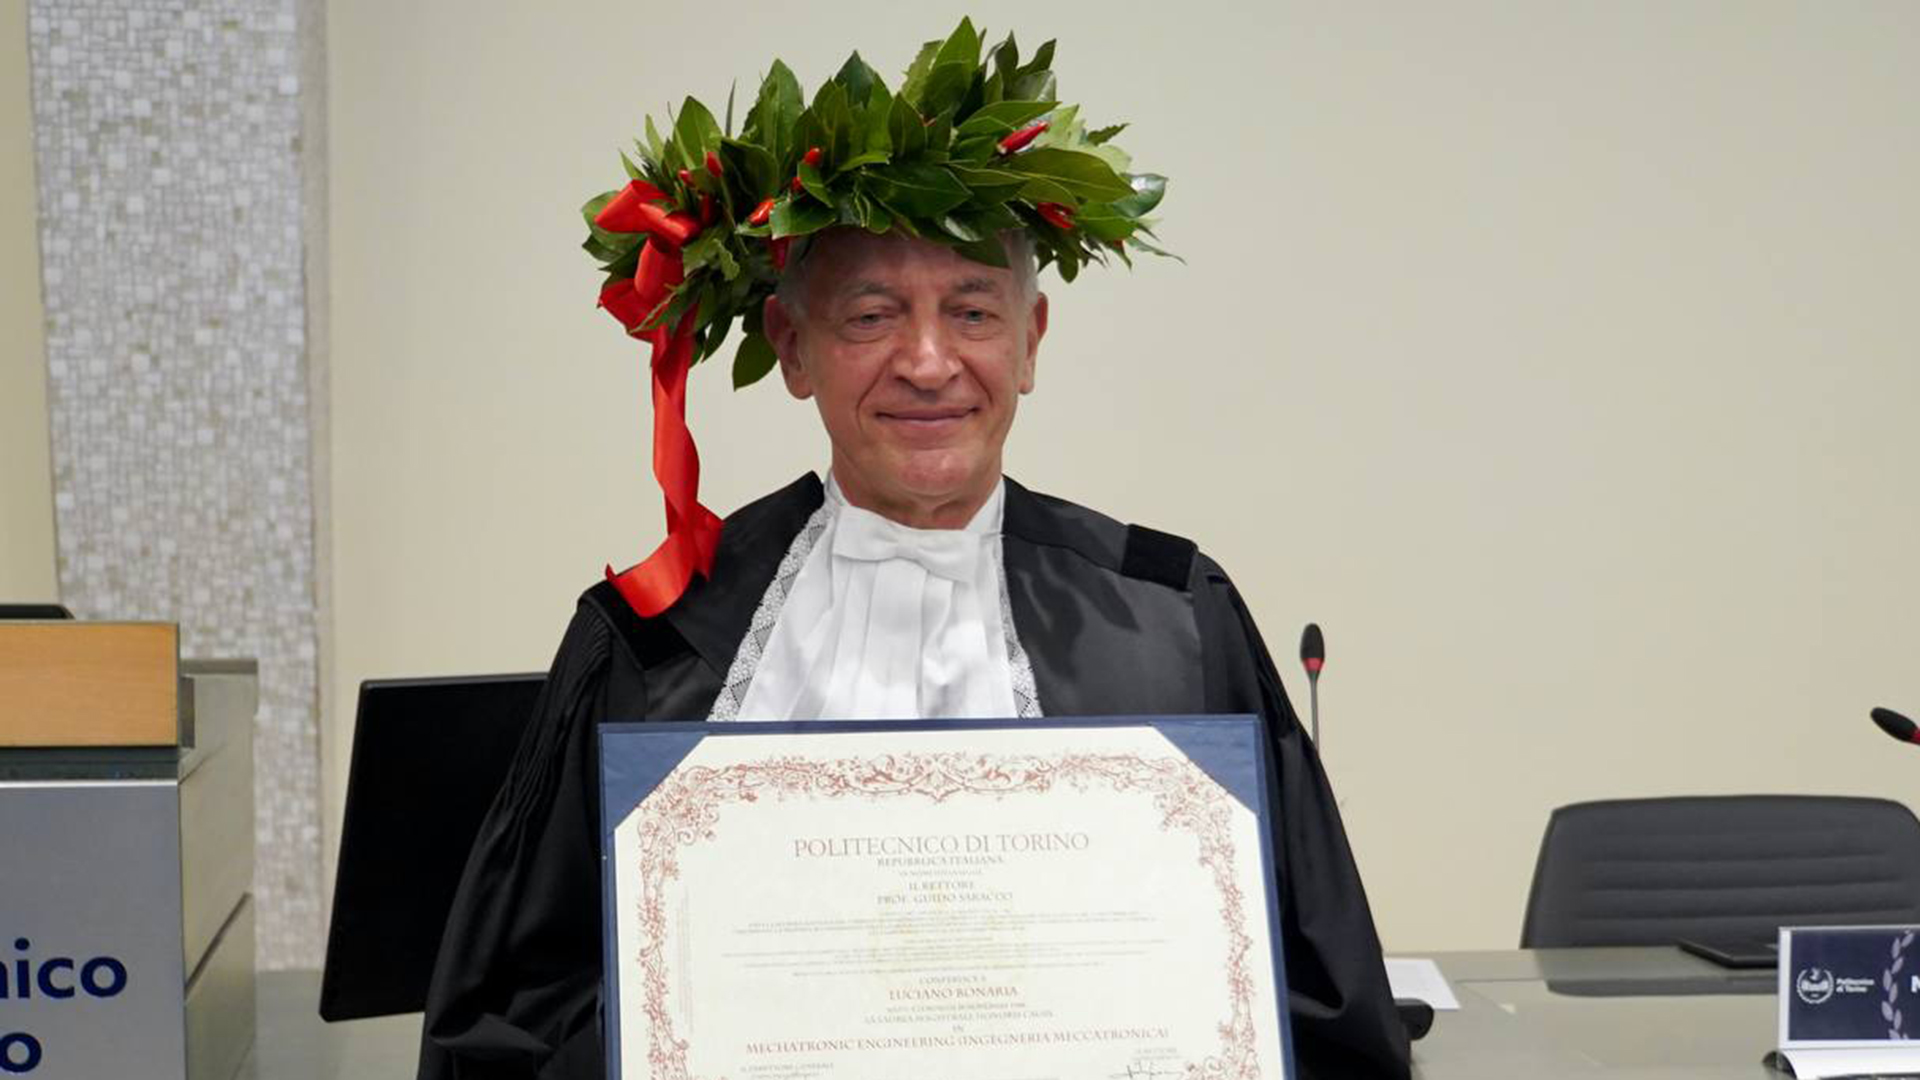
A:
[763,294,813,400]
[1019,292,1048,395]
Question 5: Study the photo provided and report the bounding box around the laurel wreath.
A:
[581,18,1171,390]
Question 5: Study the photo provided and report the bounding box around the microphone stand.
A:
[1309,676,1320,747]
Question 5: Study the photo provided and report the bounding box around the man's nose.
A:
[893,314,961,390]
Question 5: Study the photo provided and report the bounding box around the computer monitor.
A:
[319,673,545,1021]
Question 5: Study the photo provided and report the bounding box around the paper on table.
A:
[1384,958,1461,1010]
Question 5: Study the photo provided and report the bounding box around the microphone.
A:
[1299,623,1325,746]
[1872,707,1920,746]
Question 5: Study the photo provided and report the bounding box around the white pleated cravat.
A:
[733,476,1019,721]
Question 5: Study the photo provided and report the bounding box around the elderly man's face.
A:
[764,230,1046,528]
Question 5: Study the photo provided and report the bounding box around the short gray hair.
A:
[774,227,1038,318]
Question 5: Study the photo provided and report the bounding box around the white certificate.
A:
[601,719,1292,1080]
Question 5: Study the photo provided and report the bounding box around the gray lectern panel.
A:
[0,779,188,1079]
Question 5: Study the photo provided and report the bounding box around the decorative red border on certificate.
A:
[628,750,1262,1080]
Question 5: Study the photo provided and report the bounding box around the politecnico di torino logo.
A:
[1797,967,1837,1006]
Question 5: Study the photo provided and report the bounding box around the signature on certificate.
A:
[1109,1065,1181,1080]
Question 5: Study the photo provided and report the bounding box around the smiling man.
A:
[768,229,1041,530]
[419,25,1409,1080]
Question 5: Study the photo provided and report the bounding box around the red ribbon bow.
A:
[593,181,724,617]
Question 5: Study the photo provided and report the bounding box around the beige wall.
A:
[0,0,57,604]
[326,2,1920,951]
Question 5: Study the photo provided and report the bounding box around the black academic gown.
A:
[418,474,1411,1080]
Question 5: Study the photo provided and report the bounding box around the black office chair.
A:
[319,673,545,1020]
[1521,795,1920,948]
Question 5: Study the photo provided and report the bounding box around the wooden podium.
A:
[0,621,257,1080]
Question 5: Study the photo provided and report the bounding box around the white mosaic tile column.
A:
[26,0,327,968]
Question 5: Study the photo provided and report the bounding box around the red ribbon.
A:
[597,180,700,247]
[594,181,723,617]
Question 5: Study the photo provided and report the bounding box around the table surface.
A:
[1408,948,1780,1079]
[244,948,1788,1079]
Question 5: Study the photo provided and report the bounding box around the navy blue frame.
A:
[598,715,1295,1079]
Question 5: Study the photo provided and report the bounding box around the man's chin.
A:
[851,454,995,517]
[891,450,988,489]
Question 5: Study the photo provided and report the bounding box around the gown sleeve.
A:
[1193,556,1412,1080]
[417,602,621,1080]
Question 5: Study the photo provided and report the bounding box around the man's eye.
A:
[958,308,992,324]
[849,312,889,328]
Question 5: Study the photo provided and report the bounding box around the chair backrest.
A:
[1520,795,1920,948]
[320,673,545,1020]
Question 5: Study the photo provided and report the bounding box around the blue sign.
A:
[1781,926,1920,1046]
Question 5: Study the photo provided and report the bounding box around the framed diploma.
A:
[599,716,1295,1080]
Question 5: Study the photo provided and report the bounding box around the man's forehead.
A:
[806,230,1015,299]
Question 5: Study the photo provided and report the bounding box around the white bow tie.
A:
[727,478,1020,722]
[829,506,984,582]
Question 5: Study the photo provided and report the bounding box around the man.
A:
[420,25,1409,1080]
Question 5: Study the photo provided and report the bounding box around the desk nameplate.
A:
[1772,925,1920,1079]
